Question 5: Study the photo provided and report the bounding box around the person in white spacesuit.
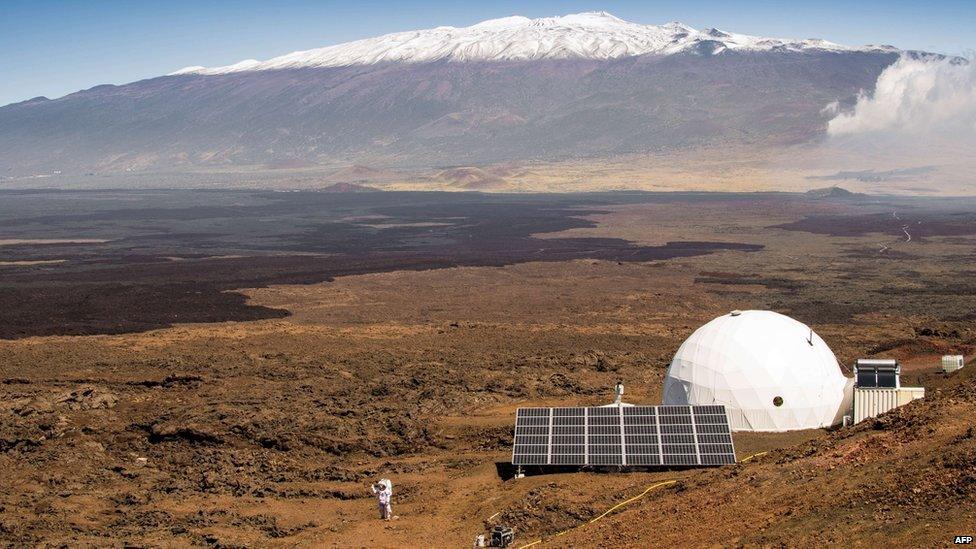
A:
[371,479,393,520]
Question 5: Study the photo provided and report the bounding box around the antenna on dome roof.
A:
[807,327,814,346]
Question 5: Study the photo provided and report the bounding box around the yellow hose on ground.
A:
[586,480,679,524]
[513,451,767,548]
[515,480,678,549]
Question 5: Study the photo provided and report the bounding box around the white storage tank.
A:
[942,355,965,373]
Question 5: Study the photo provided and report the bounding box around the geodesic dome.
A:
[663,310,852,432]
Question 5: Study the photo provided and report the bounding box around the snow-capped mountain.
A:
[172,12,894,75]
[0,12,919,177]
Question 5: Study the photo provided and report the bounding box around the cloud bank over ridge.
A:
[789,55,976,195]
[827,56,976,139]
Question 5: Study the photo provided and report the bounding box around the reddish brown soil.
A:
[2,194,975,546]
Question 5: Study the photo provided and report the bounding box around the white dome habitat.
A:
[663,310,852,432]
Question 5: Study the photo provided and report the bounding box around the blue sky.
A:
[1,0,973,107]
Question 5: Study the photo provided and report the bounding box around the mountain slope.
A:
[0,13,908,177]
[171,12,894,75]
[510,366,976,547]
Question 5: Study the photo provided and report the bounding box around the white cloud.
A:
[827,56,976,138]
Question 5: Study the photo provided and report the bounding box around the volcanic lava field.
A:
[0,189,767,339]
[1,188,975,546]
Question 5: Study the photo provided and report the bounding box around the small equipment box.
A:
[490,525,515,547]
[943,355,965,374]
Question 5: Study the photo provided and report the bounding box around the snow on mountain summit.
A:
[170,11,896,75]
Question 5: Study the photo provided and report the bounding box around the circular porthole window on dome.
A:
[773,396,784,407]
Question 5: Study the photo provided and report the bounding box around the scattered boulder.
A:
[4,385,117,417]
[55,386,118,411]
[149,421,223,445]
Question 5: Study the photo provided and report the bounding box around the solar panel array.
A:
[854,359,900,389]
[512,405,735,467]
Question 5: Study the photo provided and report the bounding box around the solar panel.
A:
[512,404,735,467]
[854,359,900,389]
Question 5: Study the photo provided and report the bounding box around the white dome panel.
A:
[663,310,851,432]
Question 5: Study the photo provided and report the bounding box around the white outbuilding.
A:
[663,310,852,432]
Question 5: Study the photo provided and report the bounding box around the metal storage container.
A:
[853,387,925,424]
[897,387,925,406]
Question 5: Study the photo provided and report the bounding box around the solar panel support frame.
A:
[618,406,627,467]
[583,407,589,466]
[654,408,664,466]
[546,408,554,466]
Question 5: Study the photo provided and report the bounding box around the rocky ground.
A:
[1,192,975,547]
